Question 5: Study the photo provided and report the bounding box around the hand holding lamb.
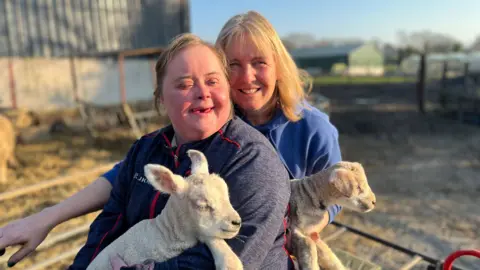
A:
[288,161,377,270]
[87,150,243,270]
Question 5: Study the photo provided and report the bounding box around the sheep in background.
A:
[0,114,17,184]
[87,150,243,270]
[288,162,377,270]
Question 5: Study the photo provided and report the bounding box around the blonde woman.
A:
[0,11,341,270]
[217,10,342,232]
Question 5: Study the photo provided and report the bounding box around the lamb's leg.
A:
[0,159,7,184]
[7,154,19,168]
[315,238,347,270]
[290,228,319,270]
[205,238,243,270]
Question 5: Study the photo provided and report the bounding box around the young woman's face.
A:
[160,45,231,144]
[225,35,278,113]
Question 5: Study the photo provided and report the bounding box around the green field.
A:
[313,76,416,85]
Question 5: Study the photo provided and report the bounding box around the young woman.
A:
[68,33,291,270]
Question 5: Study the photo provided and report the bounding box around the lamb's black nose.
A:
[232,219,242,226]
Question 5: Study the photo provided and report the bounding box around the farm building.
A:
[0,0,190,111]
[289,42,385,76]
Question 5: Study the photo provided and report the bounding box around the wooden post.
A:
[8,58,17,109]
[118,53,126,104]
[441,60,448,89]
[463,62,470,91]
[457,62,470,123]
[416,52,426,114]
[69,56,79,103]
[149,57,156,89]
[4,0,17,109]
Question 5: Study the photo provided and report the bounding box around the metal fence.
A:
[0,0,190,57]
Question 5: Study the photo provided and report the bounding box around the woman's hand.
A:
[0,209,55,266]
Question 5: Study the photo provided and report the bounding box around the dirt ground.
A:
[317,83,480,270]
[1,83,479,269]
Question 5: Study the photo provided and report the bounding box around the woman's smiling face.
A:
[160,44,232,144]
[225,35,278,114]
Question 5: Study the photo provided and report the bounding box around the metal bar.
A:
[24,246,82,270]
[0,162,116,202]
[38,224,91,250]
[331,221,466,269]
[323,227,347,242]
[399,255,423,270]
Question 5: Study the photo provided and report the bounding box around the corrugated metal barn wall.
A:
[0,0,190,57]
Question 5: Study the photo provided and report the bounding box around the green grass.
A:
[313,76,416,85]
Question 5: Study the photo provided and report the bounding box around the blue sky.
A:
[189,0,479,46]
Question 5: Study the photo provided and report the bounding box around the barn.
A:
[289,42,385,76]
[0,0,190,111]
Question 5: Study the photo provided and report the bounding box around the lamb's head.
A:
[324,162,376,213]
[144,149,241,241]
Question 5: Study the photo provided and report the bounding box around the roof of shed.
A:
[289,43,364,59]
[404,52,480,64]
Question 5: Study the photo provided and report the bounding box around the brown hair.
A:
[154,33,230,113]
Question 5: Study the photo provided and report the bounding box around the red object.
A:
[443,249,480,270]
[309,232,320,241]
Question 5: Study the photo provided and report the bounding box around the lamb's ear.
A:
[144,164,187,194]
[187,150,209,175]
[329,168,355,198]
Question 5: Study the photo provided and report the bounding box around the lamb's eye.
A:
[357,185,363,193]
[194,200,211,211]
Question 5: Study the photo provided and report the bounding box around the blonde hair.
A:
[215,10,312,122]
[154,33,230,113]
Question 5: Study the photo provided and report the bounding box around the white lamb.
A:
[87,150,243,270]
[0,114,17,184]
[288,161,377,270]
